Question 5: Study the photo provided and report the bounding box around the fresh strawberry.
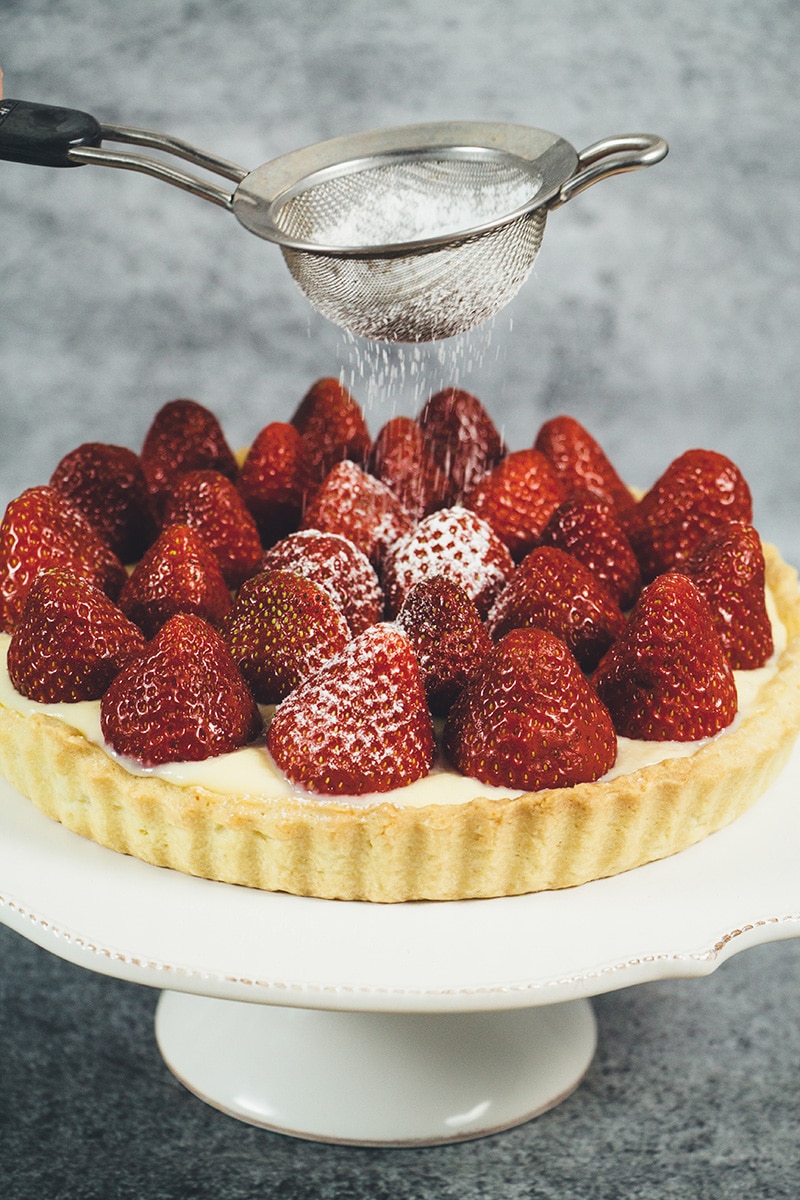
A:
[237,422,313,546]
[300,460,414,570]
[592,573,738,740]
[633,448,753,580]
[464,448,566,560]
[267,623,435,795]
[118,523,233,638]
[367,415,448,521]
[0,485,127,633]
[486,545,625,672]
[290,377,371,483]
[49,442,157,563]
[417,387,505,502]
[396,576,493,716]
[140,398,238,508]
[533,415,639,533]
[162,469,263,589]
[221,569,350,704]
[538,492,642,610]
[7,567,145,703]
[675,520,773,669]
[381,505,515,619]
[100,612,261,766]
[261,529,383,636]
[443,626,617,790]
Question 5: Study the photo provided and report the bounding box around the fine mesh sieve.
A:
[0,104,667,342]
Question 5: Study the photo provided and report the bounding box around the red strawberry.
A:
[417,388,505,502]
[261,529,383,636]
[7,568,145,702]
[300,460,414,569]
[141,398,238,508]
[290,377,371,483]
[538,492,642,610]
[367,416,447,520]
[675,520,773,669]
[633,448,753,580]
[381,505,515,620]
[592,573,738,740]
[237,422,313,546]
[162,469,263,589]
[267,624,435,795]
[0,485,127,632]
[443,626,617,790]
[464,448,566,560]
[50,442,157,563]
[118,524,233,638]
[533,415,639,532]
[221,569,350,704]
[396,576,493,716]
[100,612,261,766]
[486,546,625,672]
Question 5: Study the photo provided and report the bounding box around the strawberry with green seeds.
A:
[267,623,435,795]
[100,612,261,766]
[592,572,738,740]
[7,567,146,703]
[0,485,127,633]
[162,469,263,590]
[486,545,626,672]
[443,626,617,791]
[118,523,233,638]
[221,568,350,704]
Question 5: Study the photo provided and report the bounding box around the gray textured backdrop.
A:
[1,0,798,562]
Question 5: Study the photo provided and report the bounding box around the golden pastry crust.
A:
[1,545,799,902]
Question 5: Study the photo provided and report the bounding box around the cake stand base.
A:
[155,992,597,1145]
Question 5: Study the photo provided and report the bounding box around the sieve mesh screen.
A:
[274,157,542,249]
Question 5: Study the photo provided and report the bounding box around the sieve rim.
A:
[231,121,577,258]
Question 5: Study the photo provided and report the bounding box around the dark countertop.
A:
[2,922,799,1199]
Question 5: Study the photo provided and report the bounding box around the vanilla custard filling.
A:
[0,590,785,809]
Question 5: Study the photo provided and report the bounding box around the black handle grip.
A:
[0,99,102,166]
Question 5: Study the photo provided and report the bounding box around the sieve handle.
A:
[551,134,668,207]
[0,99,247,209]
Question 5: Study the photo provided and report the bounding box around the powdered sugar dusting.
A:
[337,320,510,431]
[261,529,383,635]
[267,624,435,794]
[382,505,515,618]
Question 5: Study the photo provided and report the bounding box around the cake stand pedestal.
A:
[1,744,799,1146]
[155,993,596,1143]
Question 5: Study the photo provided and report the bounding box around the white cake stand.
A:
[1,745,799,1146]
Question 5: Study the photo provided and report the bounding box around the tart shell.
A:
[1,545,800,903]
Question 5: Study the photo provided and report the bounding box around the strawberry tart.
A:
[1,381,799,902]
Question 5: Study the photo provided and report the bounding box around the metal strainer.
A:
[0,101,667,342]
